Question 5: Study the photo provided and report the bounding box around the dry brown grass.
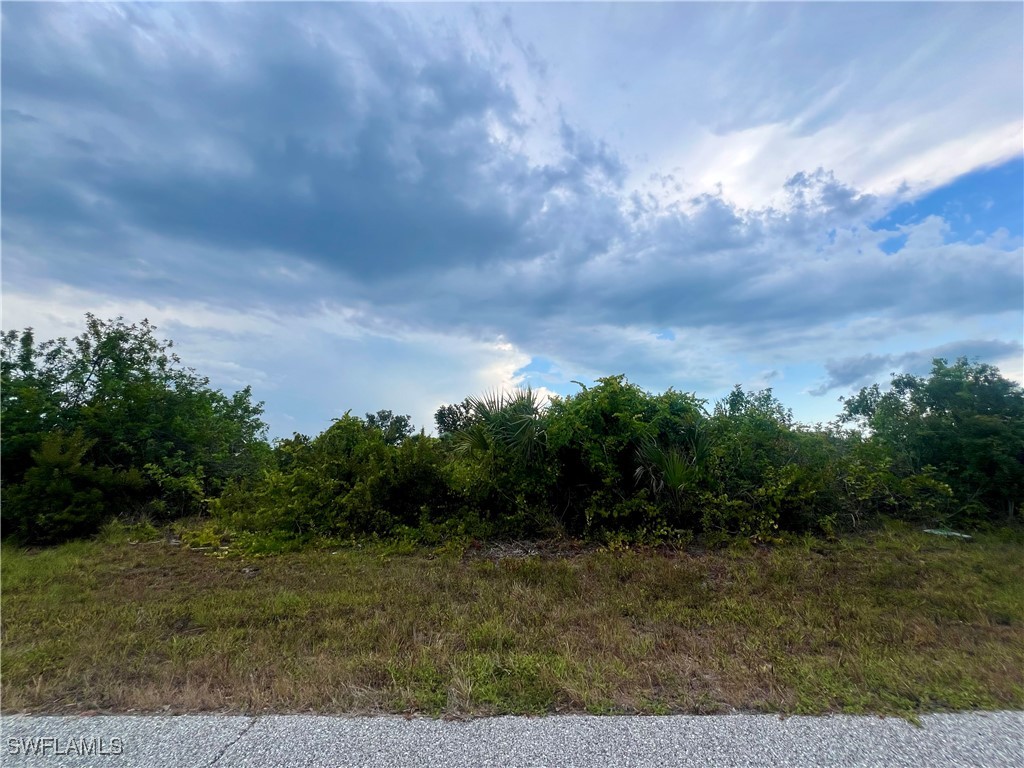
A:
[2,524,1023,717]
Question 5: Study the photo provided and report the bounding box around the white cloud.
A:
[492,3,1022,210]
[1,283,549,438]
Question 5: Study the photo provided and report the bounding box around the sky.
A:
[2,2,1022,439]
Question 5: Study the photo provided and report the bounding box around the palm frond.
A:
[452,422,492,457]
[460,386,548,465]
[635,437,696,497]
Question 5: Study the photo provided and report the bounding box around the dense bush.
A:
[1,316,269,542]
[2,429,146,544]
[213,413,465,538]
[3,315,1021,545]
[546,376,707,536]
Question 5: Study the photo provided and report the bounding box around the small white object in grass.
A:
[923,529,973,540]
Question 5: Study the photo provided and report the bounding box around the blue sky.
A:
[2,3,1022,438]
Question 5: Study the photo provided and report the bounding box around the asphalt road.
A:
[2,711,1021,767]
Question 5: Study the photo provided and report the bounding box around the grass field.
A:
[2,523,1022,718]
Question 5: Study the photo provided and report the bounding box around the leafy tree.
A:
[1,315,270,541]
[434,398,476,437]
[2,429,146,543]
[700,387,799,537]
[633,428,711,521]
[365,409,414,446]
[633,392,714,524]
[453,388,547,465]
[214,412,461,538]
[709,387,796,482]
[841,358,1024,522]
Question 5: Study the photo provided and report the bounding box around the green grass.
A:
[2,523,1023,718]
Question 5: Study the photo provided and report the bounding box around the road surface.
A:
[2,711,1021,767]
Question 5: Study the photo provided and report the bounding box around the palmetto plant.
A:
[451,387,550,522]
[453,387,548,466]
[634,440,693,496]
[634,420,714,512]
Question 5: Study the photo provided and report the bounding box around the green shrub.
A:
[9,318,1019,546]
[547,376,708,535]
[1,429,145,543]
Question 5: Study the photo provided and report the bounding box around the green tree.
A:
[434,398,476,437]
[449,388,553,533]
[700,387,800,537]
[2,429,146,544]
[214,413,460,538]
[1,315,270,541]
[841,358,1024,523]
[365,410,415,446]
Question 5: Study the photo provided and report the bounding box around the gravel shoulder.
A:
[2,711,1022,768]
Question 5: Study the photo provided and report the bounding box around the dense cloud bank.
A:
[3,4,1021,435]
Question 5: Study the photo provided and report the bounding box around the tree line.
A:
[2,315,1022,545]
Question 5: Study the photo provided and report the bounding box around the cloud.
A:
[0,282,546,439]
[2,4,628,287]
[2,3,1021,433]
[810,340,1024,396]
[495,3,1022,208]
